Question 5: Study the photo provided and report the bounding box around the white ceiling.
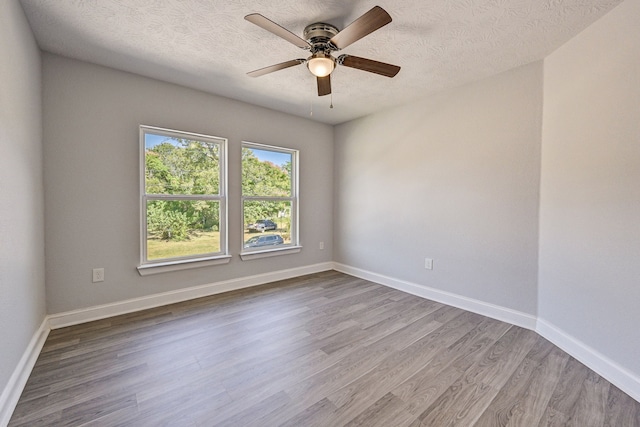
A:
[20,0,622,125]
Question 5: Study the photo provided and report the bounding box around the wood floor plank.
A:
[536,407,571,426]
[10,409,62,427]
[136,390,229,427]
[207,390,291,427]
[541,356,591,422]
[392,318,511,416]
[322,316,481,425]
[8,271,640,426]
[343,392,417,427]
[566,370,610,427]
[58,393,138,427]
[416,376,498,426]
[416,327,538,426]
[604,385,640,427]
[278,398,339,427]
[222,349,329,400]
[474,346,569,426]
[395,363,465,417]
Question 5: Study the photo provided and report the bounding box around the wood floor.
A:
[9,271,640,426]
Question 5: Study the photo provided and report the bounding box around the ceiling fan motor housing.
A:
[303,23,339,52]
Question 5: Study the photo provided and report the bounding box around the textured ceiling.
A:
[20,0,622,124]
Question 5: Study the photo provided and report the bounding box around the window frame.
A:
[137,125,230,275]
[240,141,301,260]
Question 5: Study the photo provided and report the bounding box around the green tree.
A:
[147,201,189,241]
[242,147,292,225]
[145,138,221,241]
[241,148,290,197]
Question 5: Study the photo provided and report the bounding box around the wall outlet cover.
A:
[92,268,105,282]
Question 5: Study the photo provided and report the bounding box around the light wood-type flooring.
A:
[9,271,640,426]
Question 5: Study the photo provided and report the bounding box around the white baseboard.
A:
[0,317,50,427]
[536,318,640,403]
[48,262,334,329]
[334,263,537,330]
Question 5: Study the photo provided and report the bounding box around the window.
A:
[138,126,229,274]
[241,142,299,259]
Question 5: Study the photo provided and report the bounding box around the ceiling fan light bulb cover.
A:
[308,56,335,77]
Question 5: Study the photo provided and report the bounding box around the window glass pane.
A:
[242,147,291,197]
[146,200,220,260]
[145,133,220,195]
[243,200,291,249]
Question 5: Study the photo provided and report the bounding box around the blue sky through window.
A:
[145,133,176,149]
[249,148,290,167]
[145,132,290,167]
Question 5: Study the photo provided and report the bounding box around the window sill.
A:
[240,246,302,261]
[137,255,232,276]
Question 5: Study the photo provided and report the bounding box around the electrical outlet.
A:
[424,258,433,270]
[319,241,325,250]
[92,268,104,283]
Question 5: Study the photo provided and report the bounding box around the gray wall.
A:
[0,0,46,400]
[43,54,334,314]
[334,62,543,315]
[539,0,640,376]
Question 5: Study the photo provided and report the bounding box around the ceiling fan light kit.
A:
[307,53,335,77]
[245,6,401,97]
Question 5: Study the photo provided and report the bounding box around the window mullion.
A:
[146,194,222,201]
[241,196,293,202]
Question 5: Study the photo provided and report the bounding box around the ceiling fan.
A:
[245,6,401,97]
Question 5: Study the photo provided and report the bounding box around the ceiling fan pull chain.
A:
[330,93,334,109]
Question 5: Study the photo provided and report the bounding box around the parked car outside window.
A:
[244,234,284,248]
[247,219,277,232]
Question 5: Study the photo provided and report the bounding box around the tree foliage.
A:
[144,140,293,242]
[242,147,292,228]
[241,148,290,197]
[147,202,189,240]
[145,138,220,241]
[146,139,219,195]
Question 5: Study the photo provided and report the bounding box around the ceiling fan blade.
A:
[329,6,392,49]
[317,75,331,96]
[247,59,306,77]
[338,55,400,77]
[245,14,311,49]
